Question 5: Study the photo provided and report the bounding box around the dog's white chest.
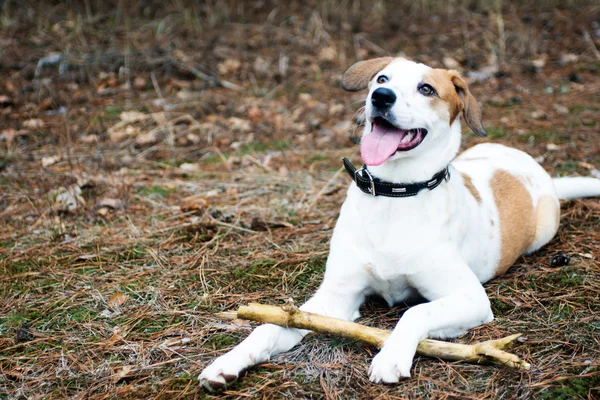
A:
[337,186,456,280]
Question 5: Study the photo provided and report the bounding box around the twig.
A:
[176,62,244,92]
[305,165,345,209]
[582,30,600,61]
[217,303,531,370]
[150,72,176,145]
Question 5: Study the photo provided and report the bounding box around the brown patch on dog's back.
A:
[462,173,482,203]
[491,170,535,277]
[423,69,463,124]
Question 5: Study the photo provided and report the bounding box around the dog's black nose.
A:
[371,88,396,109]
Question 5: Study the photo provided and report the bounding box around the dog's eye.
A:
[376,75,388,84]
[418,84,435,96]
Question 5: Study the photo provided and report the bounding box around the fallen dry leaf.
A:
[79,134,98,143]
[560,53,579,64]
[104,332,124,345]
[51,185,84,213]
[135,132,158,146]
[96,198,124,210]
[0,95,13,107]
[133,76,147,89]
[531,56,547,69]
[179,162,201,172]
[23,118,45,129]
[318,46,337,63]
[119,110,148,123]
[91,197,125,219]
[0,128,17,144]
[553,104,570,115]
[42,155,60,167]
[228,117,251,132]
[180,195,209,215]
[112,365,135,383]
[109,124,139,143]
[443,56,461,70]
[578,161,595,170]
[218,58,241,75]
[107,291,128,310]
[530,110,547,120]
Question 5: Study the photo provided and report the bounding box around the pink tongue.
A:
[360,123,404,166]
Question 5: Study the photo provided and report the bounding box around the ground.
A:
[1,1,600,399]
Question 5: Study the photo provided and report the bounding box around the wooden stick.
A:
[216,303,530,370]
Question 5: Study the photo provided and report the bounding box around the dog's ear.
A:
[341,57,394,92]
[450,72,486,137]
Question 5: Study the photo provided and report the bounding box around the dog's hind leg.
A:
[199,259,368,391]
[368,251,493,384]
[526,194,560,254]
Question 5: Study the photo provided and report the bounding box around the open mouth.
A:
[360,117,428,166]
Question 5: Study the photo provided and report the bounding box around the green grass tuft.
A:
[205,333,240,350]
[538,369,600,399]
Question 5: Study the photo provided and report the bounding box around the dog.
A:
[199,57,600,389]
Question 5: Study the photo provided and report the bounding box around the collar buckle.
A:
[444,168,451,182]
[356,167,376,197]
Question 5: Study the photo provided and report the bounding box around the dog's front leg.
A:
[199,264,367,391]
[368,257,493,384]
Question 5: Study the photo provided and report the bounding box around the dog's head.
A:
[342,57,485,167]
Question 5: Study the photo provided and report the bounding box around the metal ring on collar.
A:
[357,167,376,196]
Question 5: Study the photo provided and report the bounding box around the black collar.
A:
[343,157,450,197]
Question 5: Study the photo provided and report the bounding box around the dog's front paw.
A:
[199,353,248,391]
[368,347,412,384]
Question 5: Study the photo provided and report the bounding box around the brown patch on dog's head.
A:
[423,69,464,125]
[341,57,394,92]
[423,69,486,137]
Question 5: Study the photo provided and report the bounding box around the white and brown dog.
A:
[200,57,600,389]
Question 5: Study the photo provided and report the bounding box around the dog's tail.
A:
[553,177,600,200]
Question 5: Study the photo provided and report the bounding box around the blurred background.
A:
[1,1,599,399]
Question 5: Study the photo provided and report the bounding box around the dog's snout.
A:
[371,88,396,110]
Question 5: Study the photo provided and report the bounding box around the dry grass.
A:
[1,1,600,399]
